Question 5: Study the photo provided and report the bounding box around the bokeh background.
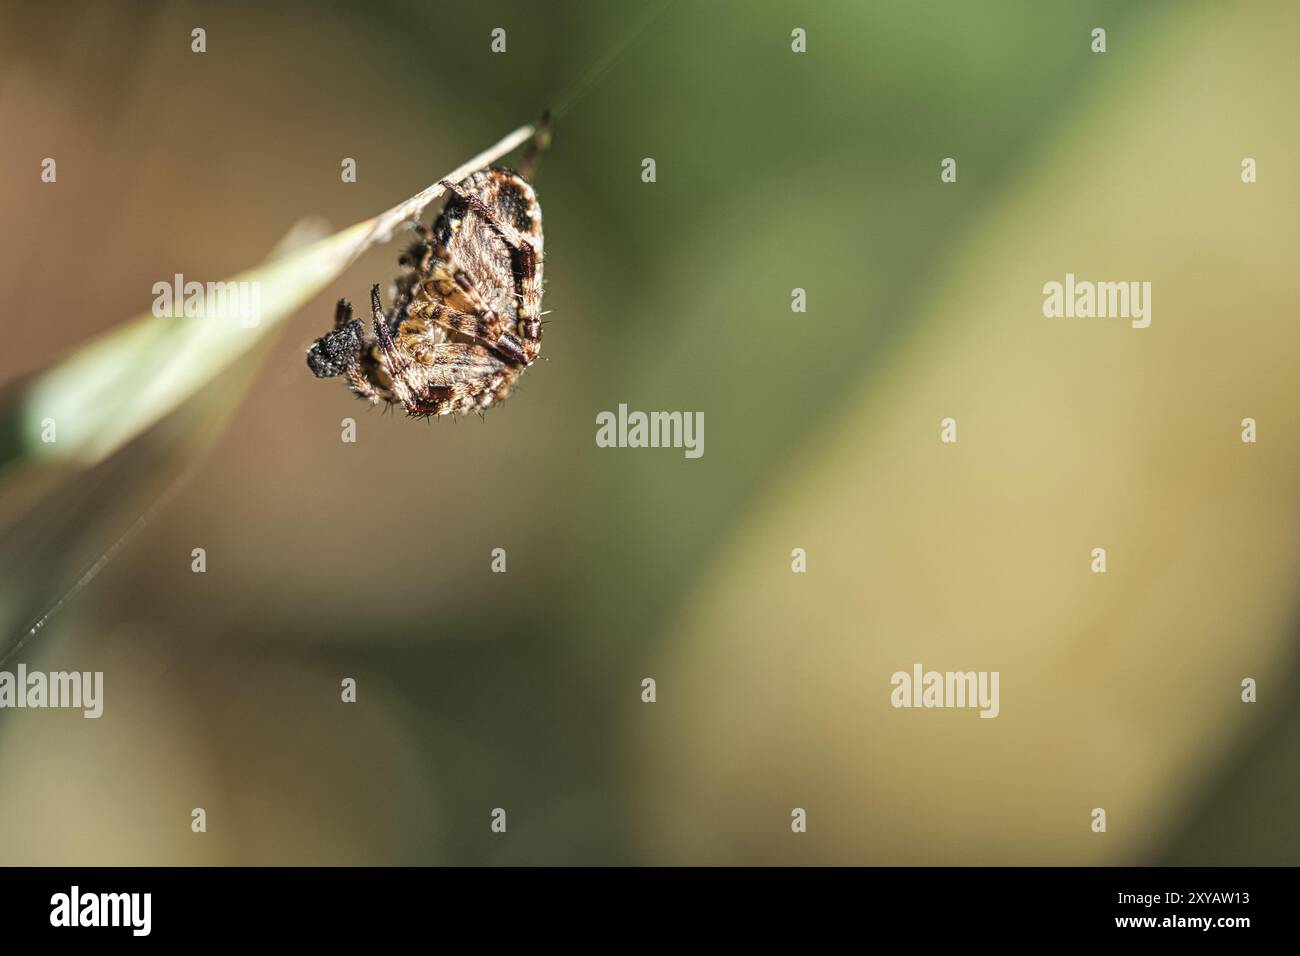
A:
[0,0,1297,864]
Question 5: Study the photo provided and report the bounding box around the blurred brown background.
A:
[0,0,1296,864]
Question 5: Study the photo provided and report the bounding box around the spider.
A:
[306,118,549,417]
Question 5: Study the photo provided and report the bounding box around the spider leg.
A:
[333,297,353,328]
[406,297,529,366]
[395,343,520,418]
[371,285,518,415]
[346,365,381,404]
[415,246,537,362]
[370,284,418,409]
[387,266,429,337]
[437,178,544,363]
[510,242,543,363]
[438,179,539,253]
[517,109,551,181]
[423,258,498,317]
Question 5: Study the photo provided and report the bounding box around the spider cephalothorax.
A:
[306,122,548,417]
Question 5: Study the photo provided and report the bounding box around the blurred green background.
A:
[0,0,1296,864]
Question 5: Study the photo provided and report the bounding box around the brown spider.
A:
[306,118,549,417]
